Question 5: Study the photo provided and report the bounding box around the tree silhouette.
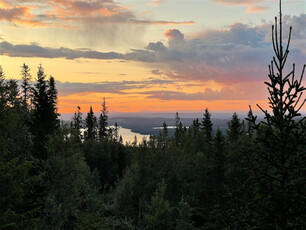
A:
[248,0,306,228]
[32,65,59,160]
[72,106,83,143]
[20,63,32,103]
[98,98,108,140]
[85,106,97,141]
[202,108,213,142]
[227,112,242,143]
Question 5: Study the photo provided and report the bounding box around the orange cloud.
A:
[153,21,195,25]
[214,0,268,13]
[148,0,165,6]
[50,0,119,17]
[0,4,46,27]
[0,0,195,28]
[246,5,268,13]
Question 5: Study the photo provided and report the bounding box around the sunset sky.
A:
[0,0,305,114]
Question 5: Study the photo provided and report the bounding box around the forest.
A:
[0,3,306,230]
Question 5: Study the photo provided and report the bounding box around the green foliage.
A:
[175,198,195,230]
[247,2,306,228]
[1,4,305,228]
[41,127,103,229]
[84,139,130,190]
[32,65,59,160]
[144,180,174,230]
[0,66,41,229]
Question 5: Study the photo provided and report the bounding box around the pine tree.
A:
[202,108,213,142]
[98,98,108,140]
[85,106,97,141]
[248,0,306,228]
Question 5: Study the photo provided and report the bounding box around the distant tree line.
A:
[0,2,305,229]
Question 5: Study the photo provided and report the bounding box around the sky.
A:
[0,0,305,114]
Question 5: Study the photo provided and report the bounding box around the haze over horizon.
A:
[0,0,305,114]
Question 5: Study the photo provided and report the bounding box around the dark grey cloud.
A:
[0,41,155,62]
[141,87,267,101]
[56,78,174,96]
[0,41,124,59]
[146,42,166,51]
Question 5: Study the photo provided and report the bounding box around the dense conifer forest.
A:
[0,2,305,229]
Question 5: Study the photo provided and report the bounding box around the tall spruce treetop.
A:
[192,118,200,136]
[99,97,108,140]
[21,63,32,102]
[245,107,254,137]
[0,65,4,89]
[227,112,242,143]
[248,0,306,228]
[162,122,168,138]
[47,76,59,130]
[32,64,59,159]
[85,106,97,141]
[72,106,83,143]
[174,112,184,144]
[202,108,213,141]
[0,66,5,106]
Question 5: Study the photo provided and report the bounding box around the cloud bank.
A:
[0,0,194,27]
[1,14,305,85]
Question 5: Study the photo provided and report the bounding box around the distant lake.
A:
[80,126,150,145]
[152,126,176,130]
[115,126,150,144]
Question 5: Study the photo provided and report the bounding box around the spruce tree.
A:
[245,107,254,137]
[174,112,184,144]
[85,106,97,141]
[202,108,213,142]
[32,64,59,160]
[0,65,5,111]
[0,68,40,228]
[98,98,108,140]
[227,112,242,143]
[21,63,32,103]
[192,118,200,136]
[248,0,306,228]
[159,122,168,148]
[47,76,59,131]
[72,106,83,143]
[162,122,168,138]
